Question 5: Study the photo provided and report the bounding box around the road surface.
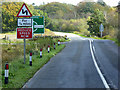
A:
[23,32,119,89]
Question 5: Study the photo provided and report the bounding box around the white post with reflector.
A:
[40,48,42,58]
[29,52,32,66]
[48,45,50,53]
[5,63,9,84]
[58,40,60,46]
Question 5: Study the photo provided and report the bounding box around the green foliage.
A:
[2,2,119,43]
[2,2,50,32]
[2,43,66,88]
[97,0,106,6]
[38,2,76,19]
[76,1,109,18]
[76,2,95,14]
[48,18,89,35]
[102,35,111,39]
[2,2,23,32]
[87,9,106,36]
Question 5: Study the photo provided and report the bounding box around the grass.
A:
[1,31,16,35]
[1,35,70,88]
[75,33,103,39]
[0,67,2,89]
[2,43,65,88]
[109,38,120,46]
[1,29,71,88]
[74,33,120,46]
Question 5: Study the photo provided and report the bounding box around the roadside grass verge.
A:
[2,44,65,88]
[1,31,16,35]
[74,33,120,46]
[0,67,2,89]
[0,43,2,89]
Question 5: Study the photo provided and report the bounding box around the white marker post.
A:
[29,52,32,66]
[48,45,50,53]
[40,48,42,58]
[5,63,9,84]
[58,40,60,46]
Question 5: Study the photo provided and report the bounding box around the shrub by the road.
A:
[2,36,68,88]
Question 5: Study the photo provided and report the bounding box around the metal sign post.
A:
[17,3,32,64]
[24,39,26,64]
[101,31,102,38]
[99,24,104,38]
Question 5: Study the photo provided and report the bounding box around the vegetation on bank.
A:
[1,36,69,88]
[2,1,119,43]
[1,0,119,88]
[73,31,120,46]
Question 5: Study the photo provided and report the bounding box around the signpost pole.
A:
[16,3,32,64]
[24,39,26,64]
[100,24,104,38]
[101,31,102,38]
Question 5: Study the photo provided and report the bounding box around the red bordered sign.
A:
[16,28,33,39]
[17,3,32,17]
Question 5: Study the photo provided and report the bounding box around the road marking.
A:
[89,40,110,89]
[93,45,96,53]
[91,39,93,43]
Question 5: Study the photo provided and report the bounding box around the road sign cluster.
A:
[16,3,45,65]
[16,3,44,39]
[4,3,63,85]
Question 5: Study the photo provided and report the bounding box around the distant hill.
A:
[34,1,110,19]
[35,2,77,19]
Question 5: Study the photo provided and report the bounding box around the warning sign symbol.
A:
[17,3,32,17]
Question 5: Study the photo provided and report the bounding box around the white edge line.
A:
[89,40,110,89]
[93,45,96,53]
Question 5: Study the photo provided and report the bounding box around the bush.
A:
[81,29,90,36]
[73,31,80,34]
[102,35,111,39]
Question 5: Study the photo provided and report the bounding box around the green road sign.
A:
[32,16,44,34]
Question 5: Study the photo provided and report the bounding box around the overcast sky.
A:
[23,0,119,6]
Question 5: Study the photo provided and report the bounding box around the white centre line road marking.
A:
[89,40,110,89]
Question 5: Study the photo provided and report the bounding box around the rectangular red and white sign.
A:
[17,28,32,39]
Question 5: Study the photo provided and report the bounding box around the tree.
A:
[87,9,105,36]
[2,2,50,32]
[32,3,35,6]
[97,0,106,6]
[2,2,23,32]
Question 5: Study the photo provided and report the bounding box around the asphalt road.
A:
[23,32,119,89]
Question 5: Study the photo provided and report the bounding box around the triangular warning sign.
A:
[17,3,32,17]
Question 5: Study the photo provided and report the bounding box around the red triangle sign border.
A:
[17,3,32,17]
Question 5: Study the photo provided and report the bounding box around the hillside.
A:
[1,1,119,42]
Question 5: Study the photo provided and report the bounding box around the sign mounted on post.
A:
[99,24,104,32]
[99,24,104,38]
[16,3,33,64]
[16,28,32,39]
[32,16,44,34]
[17,18,32,27]
[17,3,32,17]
